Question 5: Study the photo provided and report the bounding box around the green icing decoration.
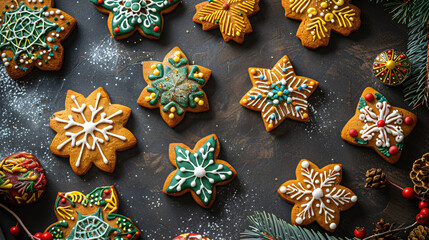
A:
[188,91,204,108]
[162,102,184,115]
[47,221,68,239]
[168,57,187,67]
[148,63,164,80]
[25,181,34,193]
[66,208,119,240]
[375,92,387,102]
[396,142,403,152]
[106,213,139,238]
[354,138,368,145]
[83,186,110,206]
[89,0,181,38]
[358,98,367,110]
[188,66,205,85]
[166,136,234,205]
[0,2,57,62]
[377,147,391,157]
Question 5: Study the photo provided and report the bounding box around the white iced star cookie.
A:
[278,159,358,232]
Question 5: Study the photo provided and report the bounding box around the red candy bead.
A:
[10,226,20,236]
[365,93,374,102]
[354,227,366,239]
[402,187,415,199]
[98,0,103,3]
[388,146,399,155]
[114,27,120,33]
[103,189,111,194]
[127,233,133,239]
[349,128,358,138]
[421,208,429,217]
[377,120,385,127]
[41,232,53,240]
[153,26,160,32]
[417,213,428,225]
[420,201,429,210]
[388,50,392,54]
[404,116,413,125]
[34,232,43,238]
[222,2,229,10]
[60,198,66,203]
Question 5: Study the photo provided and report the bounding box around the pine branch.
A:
[373,0,414,24]
[241,211,354,240]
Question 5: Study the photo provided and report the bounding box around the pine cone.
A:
[408,225,429,240]
[365,168,387,189]
[410,153,429,195]
[371,218,397,240]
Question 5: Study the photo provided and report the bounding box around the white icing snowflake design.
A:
[279,160,357,231]
[359,100,404,148]
[54,92,126,167]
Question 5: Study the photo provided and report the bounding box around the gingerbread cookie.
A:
[192,0,260,44]
[373,49,411,86]
[0,0,76,79]
[163,134,237,208]
[89,0,181,40]
[45,186,141,239]
[50,87,137,175]
[282,0,361,49]
[137,47,211,128]
[173,233,210,240]
[278,159,358,232]
[341,87,417,164]
[240,55,318,132]
[0,152,47,206]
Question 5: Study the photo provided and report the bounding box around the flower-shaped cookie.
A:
[341,87,417,164]
[282,0,361,49]
[0,0,76,79]
[50,87,137,175]
[89,0,181,40]
[193,0,260,44]
[45,186,141,239]
[163,134,237,208]
[278,159,358,232]
[137,47,211,128]
[240,55,318,132]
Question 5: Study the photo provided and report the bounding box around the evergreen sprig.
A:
[240,211,354,240]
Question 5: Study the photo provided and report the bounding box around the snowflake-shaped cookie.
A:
[50,87,137,175]
[192,0,260,44]
[278,159,358,232]
[45,186,141,239]
[137,47,212,128]
[240,55,318,132]
[341,87,417,164]
[282,0,361,49]
[89,0,181,40]
[163,134,237,208]
[0,0,76,79]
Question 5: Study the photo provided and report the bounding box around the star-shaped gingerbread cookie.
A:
[137,47,211,128]
[163,134,237,208]
[278,159,358,232]
[89,0,182,40]
[341,87,417,164]
[50,87,137,175]
[240,55,318,132]
[282,0,361,49]
[193,0,260,44]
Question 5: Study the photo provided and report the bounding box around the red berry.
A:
[421,208,429,217]
[349,128,358,138]
[417,213,428,225]
[402,187,415,199]
[420,201,429,210]
[10,226,20,236]
[34,232,43,238]
[41,232,53,240]
[377,120,385,127]
[404,116,414,125]
[126,233,133,239]
[388,146,399,155]
[354,227,366,239]
[365,93,374,102]
[98,0,103,3]
[153,26,160,32]
[114,27,120,33]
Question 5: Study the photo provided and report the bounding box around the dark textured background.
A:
[1,0,429,239]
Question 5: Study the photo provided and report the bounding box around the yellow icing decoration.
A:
[307,7,317,15]
[332,6,355,27]
[306,17,328,40]
[173,56,180,63]
[151,64,157,69]
[193,73,199,78]
[198,100,204,106]
[0,179,12,189]
[153,69,160,75]
[150,93,156,99]
[321,2,328,8]
[170,107,176,113]
[56,205,73,220]
[324,13,334,21]
[290,0,310,13]
[198,72,204,78]
[332,0,344,6]
[65,191,87,203]
[104,194,118,214]
[169,113,175,119]
[194,97,200,102]
[145,96,151,101]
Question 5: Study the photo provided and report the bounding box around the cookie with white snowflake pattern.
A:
[89,0,181,40]
[163,134,237,208]
[278,159,358,232]
[173,233,210,240]
[49,87,137,175]
[282,0,361,49]
[341,87,417,164]
[0,0,76,79]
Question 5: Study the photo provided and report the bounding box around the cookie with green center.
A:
[163,134,237,208]
[137,47,212,128]
[0,0,76,79]
[89,0,181,40]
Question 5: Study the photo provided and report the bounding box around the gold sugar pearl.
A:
[170,107,176,113]
[150,93,156,99]
[173,56,180,63]
[250,69,256,75]
[198,100,204,106]
[194,97,200,102]
[151,64,157,69]
[193,73,199,78]
[174,51,181,57]
[198,72,204,78]
[169,113,175,119]
[153,69,160,75]
[145,97,151,101]
[321,2,328,8]
[307,8,317,15]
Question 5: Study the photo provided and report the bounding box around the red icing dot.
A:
[349,128,358,138]
[127,233,133,239]
[389,146,399,155]
[404,116,414,125]
[364,93,374,102]
[153,26,160,32]
[403,69,407,73]
[374,63,378,67]
[222,2,229,10]
[59,193,65,197]
[103,189,111,194]
[60,198,66,203]
[114,27,120,33]
[136,232,141,236]
[98,0,103,3]
[377,120,385,127]
[388,50,392,54]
